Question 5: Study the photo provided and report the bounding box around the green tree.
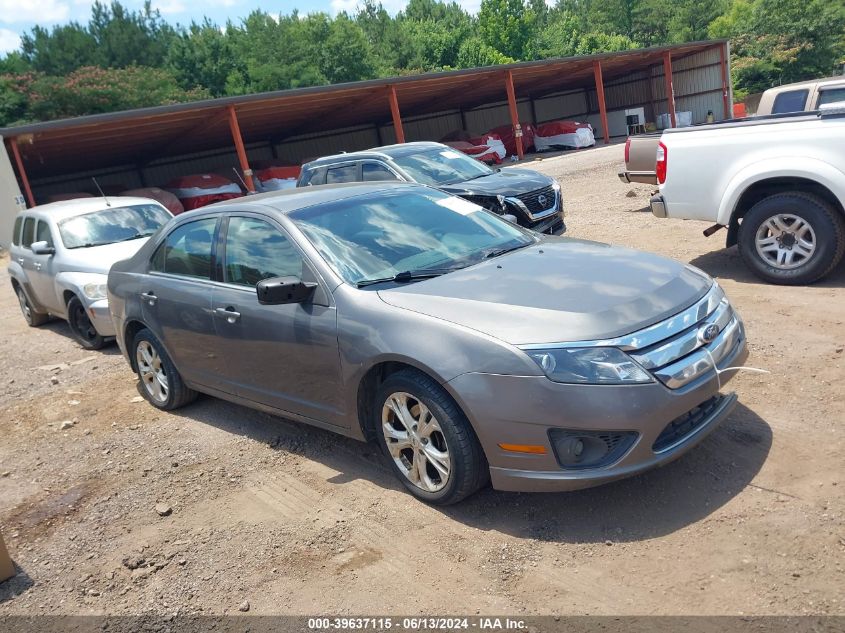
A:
[20,24,98,74]
[167,20,244,97]
[88,1,176,68]
[320,14,379,83]
[477,0,537,60]
[456,36,515,68]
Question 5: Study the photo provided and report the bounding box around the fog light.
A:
[548,429,638,470]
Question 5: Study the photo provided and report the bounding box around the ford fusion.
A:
[108,183,748,505]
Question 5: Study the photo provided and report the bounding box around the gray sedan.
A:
[108,183,748,505]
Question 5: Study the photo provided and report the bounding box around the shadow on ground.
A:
[172,393,771,545]
[690,245,845,288]
[0,566,34,604]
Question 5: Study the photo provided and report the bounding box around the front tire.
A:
[16,285,48,326]
[738,193,845,285]
[375,369,488,505]
[67,296,107,350]
[132,329,197,410]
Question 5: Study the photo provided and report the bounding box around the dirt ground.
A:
[0,144,843,618]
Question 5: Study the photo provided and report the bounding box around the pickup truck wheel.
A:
[16,286,48,327]
[67,296,107,350]
[738,193,845,285]
[132,329,198,410]
[375,369,488,505]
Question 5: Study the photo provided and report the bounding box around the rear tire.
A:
[375,369,488,505]
[738,193,845,285]
[67,296,107,350]
[16,285,48,327]
[132,328,198,410]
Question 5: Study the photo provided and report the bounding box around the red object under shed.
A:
[164,174,243,210]
[121,187,185,215]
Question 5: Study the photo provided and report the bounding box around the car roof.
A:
[765,76,845,92]
[19,196,166,222]
[303,141,447,167]
[193,181,426,217]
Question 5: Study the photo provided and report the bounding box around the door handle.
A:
[17,258,24,265]
[141,291,157,306]
[214,307,241,324]
[34,262,42,271]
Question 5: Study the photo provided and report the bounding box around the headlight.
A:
[82,282,108,300]
[551,179,561,191]
[525,347,652,385]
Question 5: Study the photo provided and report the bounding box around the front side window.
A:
[12,217,21,246]
[326,165,358,184]
[58,204,171,249]
[290,188,533,285]
[36,221,54,247]
[818,87,845,107]
[223,217,303,287]
[771,90,808,114]
[22,217,35,248]
[392,148,492,186]
[151,218,217,279]
[362,162,399,182]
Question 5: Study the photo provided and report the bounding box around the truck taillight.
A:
[624,137,631,164]
[656,141,668,184]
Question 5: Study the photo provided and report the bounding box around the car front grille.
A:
[516,185,556,213]
[652,394,724,452]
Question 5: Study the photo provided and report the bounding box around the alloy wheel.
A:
[754,213,817,270]
[136,340,169,404]
[16,288,32,324]
[71,302,98,343]
[381,391,451,492]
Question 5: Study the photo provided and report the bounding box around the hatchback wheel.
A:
[738,193,845,285]
[132,329,197,410]
[67,296,107,349]
[16,286,48,326]
[375,369,488,505]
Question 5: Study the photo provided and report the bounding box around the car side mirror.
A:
[256,276,317,305]
[31,241,55,256]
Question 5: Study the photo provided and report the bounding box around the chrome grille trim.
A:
[630,299,734,370]
[519,283,724,352]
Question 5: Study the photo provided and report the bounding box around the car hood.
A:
[439,168,552,198]
[377,238,712,346]
[59,239,150,274]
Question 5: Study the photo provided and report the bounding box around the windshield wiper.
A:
[118,233,150,242]
[484,242,532,259]
[356,268,456,288]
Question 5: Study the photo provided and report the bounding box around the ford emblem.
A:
[698,323,720,344]
[537,194,548,208]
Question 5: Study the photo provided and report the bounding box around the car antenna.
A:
[232,168,255,196]
[91,177,111,207]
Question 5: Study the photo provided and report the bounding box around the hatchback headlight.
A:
[82,282,108,300]
[525,347,652,385]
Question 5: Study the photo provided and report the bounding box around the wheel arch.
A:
[122,319,150,372]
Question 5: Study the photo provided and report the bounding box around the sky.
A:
[0,0,485,54]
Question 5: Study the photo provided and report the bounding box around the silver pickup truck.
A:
[619,76,845,185]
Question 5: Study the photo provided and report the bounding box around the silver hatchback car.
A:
[108,183,748,505]
[8,197,171,349]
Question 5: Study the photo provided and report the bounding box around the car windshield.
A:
[58,204,171,249]
[392,147,493,186]
[290,188,534,286]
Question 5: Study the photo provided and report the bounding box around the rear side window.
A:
[362,163,398,182]
[772,90,808,114]
[22,217,35,248]
[326,165,358,184]
[818,87,845,107]
[36,221,54,247]
[151,218,217,279]
[12,217,21,246]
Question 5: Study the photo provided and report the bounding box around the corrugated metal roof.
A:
[2,40,724,179]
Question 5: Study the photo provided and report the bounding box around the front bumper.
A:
[85,298,117,337]
[650,194,668,218]
[447,335,748,493]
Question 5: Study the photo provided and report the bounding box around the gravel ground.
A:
[0,143,843,617]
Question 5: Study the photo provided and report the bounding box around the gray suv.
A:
[298,142,565,235]
[108,183,748,505]
[9,197,171,349]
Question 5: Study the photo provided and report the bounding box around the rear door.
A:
[142,216,222,388]
[210,213,343,424]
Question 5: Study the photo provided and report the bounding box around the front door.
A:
[210,215,343,425]
[29,220,62,313]
[142,216,221,388]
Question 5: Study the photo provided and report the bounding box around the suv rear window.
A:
[12,217,21,246]
[818,87,845,107]
[772,90,808,114]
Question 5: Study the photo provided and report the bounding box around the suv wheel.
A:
[738,192,845,285]
[375,369,488,505]
[67,296,107,350]
[132,329,197,410]
[16,286,48,326]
